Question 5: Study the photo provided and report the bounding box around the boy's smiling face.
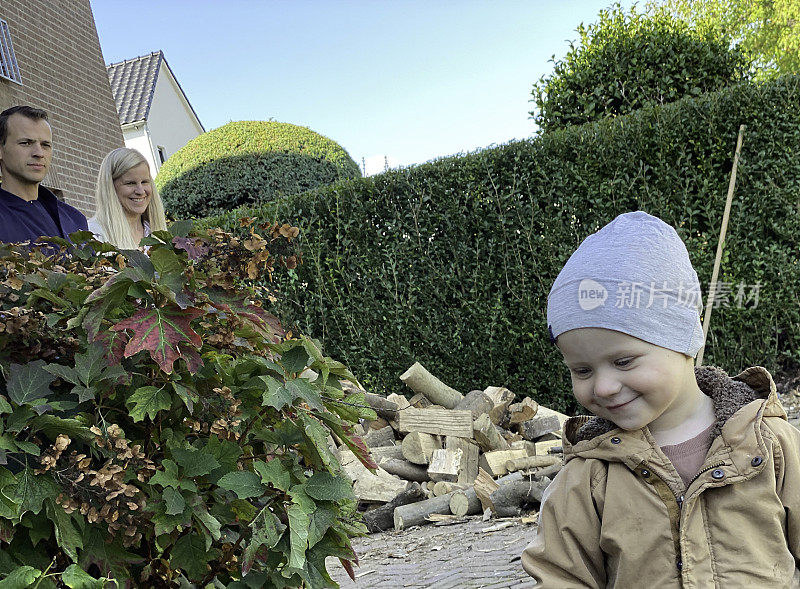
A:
[558,327,702,433]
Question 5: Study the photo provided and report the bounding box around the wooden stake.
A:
[696,124,745,366]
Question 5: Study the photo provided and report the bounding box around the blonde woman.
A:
[88,148,167,249]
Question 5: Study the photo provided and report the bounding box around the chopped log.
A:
[386,393,411,411]
[501,430,523,444]
[535,405,570,429]
[510,440,537,455]
[400,362,464,409]
[508,397,539,425]
[340,449,408,503]
[366,417,390,430]
[490,477,551,517]
[489,405,511,429]
[432,481,467,497]
[462,471,525,515]
[473,414,510,452]
[484,386,515,426]
[362,482,426,533]
[420,481,435,499]
[536,431,563,442]
[408,392,433,408]
[427,448,462,483]
[479,448,529,477]
[369,445,404,461]
[401,431,441,465]
[378,458,430,482]
[396,407,473,438]
[394,492,455,530]
[446,436,479,485]
[534,439,562,455]
[363,425,396,448]
[473,468,500,512]
[364,393,399,421]
[535,463,563,480]
[518,414,561,441]
[454,390,494,420]
[505,455,560,473]
[448,491,471,517]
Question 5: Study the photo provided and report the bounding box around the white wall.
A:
[122,124,159,176]
[146,64,204,173]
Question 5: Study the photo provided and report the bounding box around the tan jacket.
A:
[522,366,800,588]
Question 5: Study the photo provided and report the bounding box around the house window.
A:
[0,19,22,85]
[157,146,167,164]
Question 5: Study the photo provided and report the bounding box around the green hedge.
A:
[202,76,800,413]
[156,121,361,218]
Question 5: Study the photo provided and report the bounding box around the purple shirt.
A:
[0,185,88,243]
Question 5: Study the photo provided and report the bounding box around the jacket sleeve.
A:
[771,419,800,568]
[521,459,607,588]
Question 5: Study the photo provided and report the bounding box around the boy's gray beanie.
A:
[547,211,704,357]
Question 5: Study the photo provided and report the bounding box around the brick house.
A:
[107,51,204,176]
[0,0,123,215]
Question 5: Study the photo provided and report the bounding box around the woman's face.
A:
[113,162,152,221]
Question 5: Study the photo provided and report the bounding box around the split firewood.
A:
[386,392,411,411]
[445,436,479,485]
[484,386,515,426]
[401,431,441,465]
[508,397,539,425]
[473,468,500,512]
[396,407,473,438]
[378,458,430,482]
[340,449,407,503]
[505,455,561,473]
[364,393,399,422]
[536,405,570,428]
[453,471,525,517]
[490,477,551,517]
[479,448,530,477]
[510,440,537,455]
[363,425,396,448]
[454,390,494,420]
[366,417,390,430]
[400,362,464,409]
[362,482,426,533]
[518,413,562,441]
[432,481,468,497]
[534,439,562,455]
[369,445,404,461]
[408,392,433,408]
[473,413,510,452]
[427,448,462,483]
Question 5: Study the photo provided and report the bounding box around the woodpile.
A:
[338,362,571,533]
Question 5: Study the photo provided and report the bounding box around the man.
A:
[0,105,87,243]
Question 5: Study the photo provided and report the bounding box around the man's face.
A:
[0,113,53,187]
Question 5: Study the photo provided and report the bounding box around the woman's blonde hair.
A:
[91,148,168,249]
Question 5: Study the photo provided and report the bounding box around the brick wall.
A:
[0,0,123,215]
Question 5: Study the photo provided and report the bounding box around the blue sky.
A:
[91,1,629,175]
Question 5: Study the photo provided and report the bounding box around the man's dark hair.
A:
[0,106,49,145]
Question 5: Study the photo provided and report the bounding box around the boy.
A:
[521,211,800,587]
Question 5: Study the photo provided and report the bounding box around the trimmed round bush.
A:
[156,121,361,217]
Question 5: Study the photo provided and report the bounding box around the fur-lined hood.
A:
[562,365,785,449]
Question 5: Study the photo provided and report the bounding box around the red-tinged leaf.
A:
[95,329,129,364]
[181,347,204,374]
[339,558,356,581]
[204,288,284,342]
[346,433,378,470]
[172,236,210,261]
[111,305,204,374]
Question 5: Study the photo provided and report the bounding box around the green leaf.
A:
[60,565,105,589]
[73,343,107,386]
[280,346,310,375]
[6,361,55,406]
[216,471,264,499]
[171,448,220,478]
[253,459,291,492]
[29,416,93,442]
[149,459,181,490]
[151,248,186,294]
[304,471,354,502]
[0,397,11,414]
[169,219,193,237]
[286,379,324,412]
[171,381,198,413]
[111,305,204,374]
[308,506,337,549]
[261,377,292,411]
[162,487,186,516]
[286,502,310,570]
[191,497,221,551]
[126,386,171,422]
[47,500,83,562]
[242,507,286,575]
[13,469,58,518]
[170,534,211,581]
[298,413,341,474]
[0,566,41,588]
